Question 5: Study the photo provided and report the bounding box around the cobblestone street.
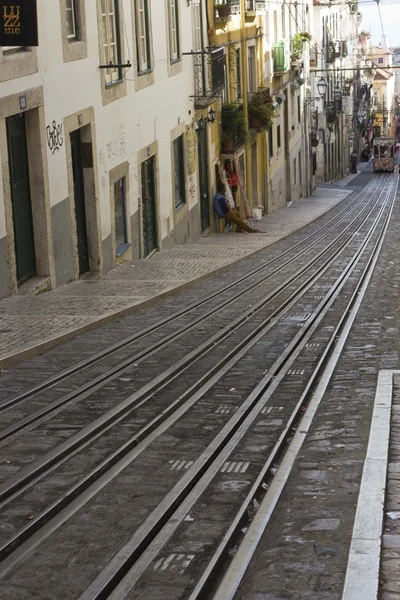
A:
[0,186,352,366]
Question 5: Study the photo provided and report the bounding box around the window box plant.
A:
[215,1,230,19]
[290,31,312,62]
[221,102,247,152]
[248,90,275,130]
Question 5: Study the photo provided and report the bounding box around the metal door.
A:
[6,113,36,285]
[141,157,158,257]
[70,129,89,274]
[198,124,210,232]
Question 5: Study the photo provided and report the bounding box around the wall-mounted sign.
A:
[19,95,26,110]
[0,1,39,47]
[186,127,196,176]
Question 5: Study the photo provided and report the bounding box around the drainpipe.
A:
[240,0,252,215]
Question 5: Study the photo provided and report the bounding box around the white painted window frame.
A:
[135,0,151,72]
[66,0,77,39]
[192,2,201,52]
[101,0,120,84]
[168,0,180,62]
[1,46,24,54]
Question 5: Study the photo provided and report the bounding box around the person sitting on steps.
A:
[213,183,262,233]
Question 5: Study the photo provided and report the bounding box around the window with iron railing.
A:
[191,46,225,106]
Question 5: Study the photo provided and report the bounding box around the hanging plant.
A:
[214,1,230,19]
[221,103,248,152]
[248,91,275,129]
[291,31,312,61]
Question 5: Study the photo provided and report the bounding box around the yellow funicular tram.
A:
[373,136,395,173]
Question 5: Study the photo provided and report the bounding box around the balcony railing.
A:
[190,47,225,107]
[221,103,246,153]
[273,41,290,74]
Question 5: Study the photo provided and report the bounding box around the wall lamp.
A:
[304,77,328,107]
[317,77,328,99]
[208,108,216,123]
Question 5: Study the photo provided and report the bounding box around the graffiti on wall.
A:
[105,126,127,163]
[46,121,64,154]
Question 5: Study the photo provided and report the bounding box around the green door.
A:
[141,157,158,257]
[70,129,89,275]
[198,124,210,232]
[6,113,36,285]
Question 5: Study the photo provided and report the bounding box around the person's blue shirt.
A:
[213,193,230,218]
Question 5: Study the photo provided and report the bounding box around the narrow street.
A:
[0,166,399,599]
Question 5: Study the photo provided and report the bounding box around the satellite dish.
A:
[276,93,285,104]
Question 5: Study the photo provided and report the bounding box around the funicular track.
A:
[0,176,387,442]
[0,174,397,600]
[0,175,386,423]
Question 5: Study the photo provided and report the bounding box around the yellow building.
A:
[207,0,313,223]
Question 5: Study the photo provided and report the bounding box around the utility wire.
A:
[375,0,387,42]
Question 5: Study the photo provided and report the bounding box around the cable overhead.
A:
[375,0,387,42]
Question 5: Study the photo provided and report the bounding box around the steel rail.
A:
[76,178,397,600]
[0,176,383,414]
[205,174,399,600]
[190,176,399,600]
[0,177,394,575]
[0,177,386,443]
[0,177,388,498]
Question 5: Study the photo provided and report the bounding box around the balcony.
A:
[255,1,266,12]
[245,0,256,18]
[221,103,246,153]
[273,41,290,74]
[214,0,240,22]
[191,47,225,108]
[248,88,274,130]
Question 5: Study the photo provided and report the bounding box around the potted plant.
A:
[291,31,312,62]
[215,1,230,19]
[248,91,275,130]
[221,102,247,152]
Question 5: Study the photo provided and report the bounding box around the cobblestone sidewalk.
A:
[0,187,352,365]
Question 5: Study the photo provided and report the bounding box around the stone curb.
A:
[341,369,394,600]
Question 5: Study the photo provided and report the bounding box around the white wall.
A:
[0,0,196,247]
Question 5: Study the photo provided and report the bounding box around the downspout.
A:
[240,0,252,215]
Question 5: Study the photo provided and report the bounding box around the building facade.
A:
[311,0,363,183]
[369,41,396,137]
[1,0,377,302]
[0,0,213,299]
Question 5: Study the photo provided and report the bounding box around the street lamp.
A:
[334,85,342,102]
[317,77,327,99]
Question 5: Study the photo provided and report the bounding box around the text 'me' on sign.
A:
[0,1,39,47]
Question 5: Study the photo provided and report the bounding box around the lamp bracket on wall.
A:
[99,61,132,69]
